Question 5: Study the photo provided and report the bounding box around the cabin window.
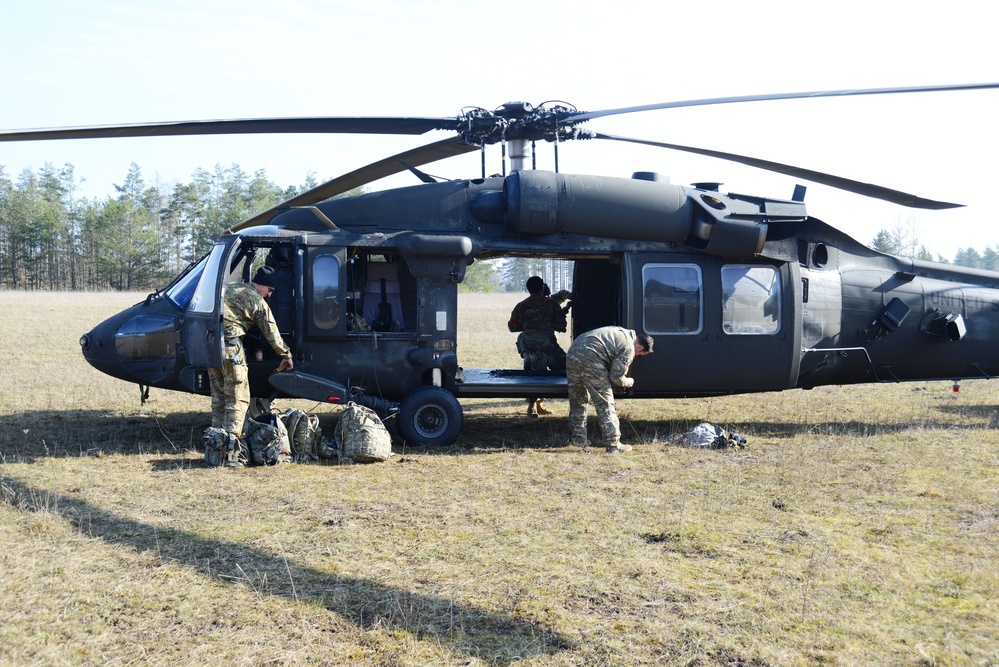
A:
[642,264,703,334]
[721,265,781,335]
[312,255,340,331]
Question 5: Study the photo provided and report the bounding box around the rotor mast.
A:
[508,138,530,173]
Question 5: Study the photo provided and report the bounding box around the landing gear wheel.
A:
[398,386,463,447]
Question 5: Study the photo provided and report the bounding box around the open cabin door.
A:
[183,239,238,372]
[625,253,801,395]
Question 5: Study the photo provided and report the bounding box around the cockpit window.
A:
[189,243,228,314]
[165,255,209,309]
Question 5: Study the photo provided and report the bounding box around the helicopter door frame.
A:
[571,257,623,334]
[182,237,240,374]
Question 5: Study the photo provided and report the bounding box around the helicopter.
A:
[4,82,999,447]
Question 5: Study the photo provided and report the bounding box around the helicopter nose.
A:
[79,298,184,386]
[80,322,114,362]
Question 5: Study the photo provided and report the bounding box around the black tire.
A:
[398,386,463,447]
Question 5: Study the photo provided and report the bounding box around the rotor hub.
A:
[456,101,593,146]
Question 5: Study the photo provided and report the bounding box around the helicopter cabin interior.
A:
[241,245,418,337]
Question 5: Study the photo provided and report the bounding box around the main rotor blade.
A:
[0,117,463,142]
[229,136,478,232]
[567,82,999,124]
[594,132,962,210]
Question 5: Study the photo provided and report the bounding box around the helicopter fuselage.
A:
[79,171,999,445]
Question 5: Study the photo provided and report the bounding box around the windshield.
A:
[165,255,210,309]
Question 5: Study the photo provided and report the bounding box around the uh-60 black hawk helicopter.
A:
[4,82,999,447]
